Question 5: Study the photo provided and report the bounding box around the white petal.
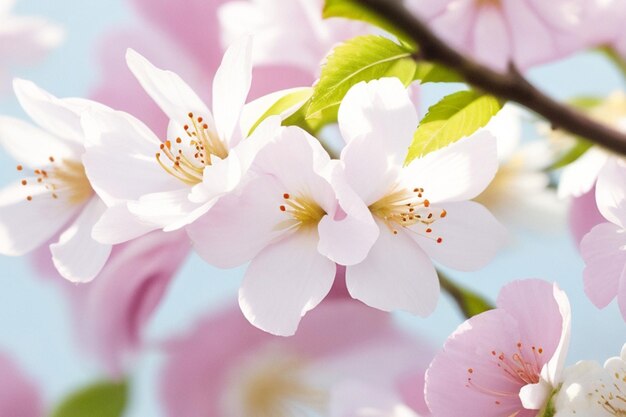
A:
[12,79,85,144]
[402,131,499,203]
[238,228,336,336]
[347,219,440,316]
[125,49,214,129]
[338,78,418,161]
[595,158,626,228]
[0,179,78,255]
[318,162,379,266]
[92,203,159,244]
[0,116,78,168]
[483,104,523,162]
[188,174,285,269]
[212,36,252,146]
[188,151,243,205]
[50,198,112,282]
[81,108,183,206]
[413,201,508,271]
[542,283,572,386]
[127,188,201,231]
[558,147,609,199]
[519,379,552,410]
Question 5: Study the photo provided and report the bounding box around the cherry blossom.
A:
[0,79,112,282]
[82,37,295,245]
[0,0,63,92]
[160,300,432,417]
[552,344,626,417]
[328,77,506,316]
[0,352,42,417]
[189,126,375,335]
[580,158,626,321]
[407,0,613,72]
[425,279,571,417]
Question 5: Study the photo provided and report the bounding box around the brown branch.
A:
[355,0,626,156]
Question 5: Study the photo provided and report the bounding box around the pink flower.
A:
[0,0,63,92]
[407,0,604,72]
[160,300,432,417]
[219,0,367,75]
[580,159,626,321]
[189,126,374,335]
[82,38,292,245]
[0,79,112,282]
[0,352,43,417]
[425,279,571,417]
[328,78,506,317]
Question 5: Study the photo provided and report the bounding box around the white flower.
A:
[553,344,626,417]
[82,37,291,244]
[0,0,64,91]
[327,78,507,316]
[0,79,111,282]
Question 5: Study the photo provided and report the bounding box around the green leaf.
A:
[550,138,593,170]
[438,272,493,318]
[51,380,128,417]
[414,61,463,84]
[247,87,313,136]
[406,90,502,162]
[282,99,337,135]
[323,0,411,44]
[307,35,417,120]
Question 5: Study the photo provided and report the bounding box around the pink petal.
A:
[239,228,336,336]
[569,187,604,246]
[595,158,626,228]
[472,6,511,72]
[581,222,626,309]
[346,219,440,317]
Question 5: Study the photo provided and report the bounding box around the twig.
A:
[355,0,626,157]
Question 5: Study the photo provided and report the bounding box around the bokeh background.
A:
[0,1,625,415]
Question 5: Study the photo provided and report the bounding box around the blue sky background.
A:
[1,1,625,416]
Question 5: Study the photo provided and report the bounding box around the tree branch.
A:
[355,0,626,156]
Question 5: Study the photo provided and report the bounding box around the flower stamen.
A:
[18,157,92,205]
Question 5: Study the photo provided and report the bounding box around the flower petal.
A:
[127,188,202,231]
[329,380,419,417]
[92,203,160,245]
[346,219,439,316]
[0,353,43,417]
[338,78,418,159]
[125,49,214,129]
[81,107,183,206]
[0,115,78,168]
[212,36,252,146]
[50,198,112,282]
[558,147,609,199]
[581,222,626,309]
[413,201,507,271]
[12,79,88,144]
[0,179,78,256]
[189,174,285,269]
[402,131,498,203]
[595,158,626,228]
[238,227,336,336]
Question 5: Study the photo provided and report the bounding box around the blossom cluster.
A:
[0,0,626,416]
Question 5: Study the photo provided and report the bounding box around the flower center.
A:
[591,368,626,416]
[17,157,93,205]
[278,193,326,230]
[155,112,228,185]
[223,351,327,417]
[475,0,501,6]
[369,186,445,243]
[465,342,544,406]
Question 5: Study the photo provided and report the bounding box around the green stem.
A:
[438,271,494,319]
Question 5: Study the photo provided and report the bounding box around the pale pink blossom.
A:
[425,279,571,417]
[568,187,604,245]
[328,78,506,317]
[580,159,626,321]
[407,0,609,72]
[189,126,374,335]
[82,38,294,245]
[219,0,367,75]
[160,300,432,417]
[0,0,63,92]
[553,344,626,417]
[0,352,42,417]
[0,79,112,282]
